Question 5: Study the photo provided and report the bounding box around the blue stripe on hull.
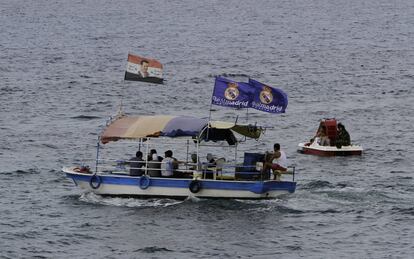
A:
[66,173,296,194]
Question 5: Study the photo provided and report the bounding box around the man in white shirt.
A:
[263,143,288,180]
[270,143,287,171]
[161,150,179,177]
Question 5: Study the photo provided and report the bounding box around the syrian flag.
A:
[124,54,164,84]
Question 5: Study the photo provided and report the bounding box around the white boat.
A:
[63,114,296,199]
[297,142,363,156]
[297,119,363,156]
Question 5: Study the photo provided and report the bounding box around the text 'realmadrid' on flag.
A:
[211,76,288,114]
[124,53,164,84]
[211,77,251,109]
[248,78,288,114]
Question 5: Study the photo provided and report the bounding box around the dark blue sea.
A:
[1,0,413,258]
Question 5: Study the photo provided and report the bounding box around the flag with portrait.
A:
[124,53,164,84]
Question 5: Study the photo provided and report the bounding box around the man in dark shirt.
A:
[336,123,351,148]
[129,151,145,176]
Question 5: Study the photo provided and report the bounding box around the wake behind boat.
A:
[63,114,296,199]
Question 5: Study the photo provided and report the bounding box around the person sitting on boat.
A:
[147,149,163,162]
[206,153,216,166]
[310,125,330,146]
[190,153,202,171]
[147,153,162,177]
[263,143,288,180]
[336,123,351,148]
[204,153,217,179]
[161,150,181,177]
[129,151,145,176]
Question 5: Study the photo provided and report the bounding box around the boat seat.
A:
[215,158,236,180]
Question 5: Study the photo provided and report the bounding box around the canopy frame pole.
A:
[95,137,101,173]
[207,77,217,140]
[145,138,150,175]
[234,142,238,176]
[117,77,126,116]
[185,139,189,171]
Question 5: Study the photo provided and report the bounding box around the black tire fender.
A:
[189,180,202,193]
[139,175,151,190]
[89,174,102,189]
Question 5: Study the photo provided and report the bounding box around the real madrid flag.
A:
[248,78,288,113]
[211,77,251,109]
[124,53,164,84]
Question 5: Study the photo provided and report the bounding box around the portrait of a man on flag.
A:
[124,53,164,84]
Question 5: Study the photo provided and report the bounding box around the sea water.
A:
[1,0,413,258]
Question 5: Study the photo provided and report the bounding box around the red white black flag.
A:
[124,54,163,84]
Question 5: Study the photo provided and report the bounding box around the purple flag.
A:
[211,77,252,109]
[248,78,288,113]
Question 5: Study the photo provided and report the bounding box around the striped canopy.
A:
[100,115,262,144]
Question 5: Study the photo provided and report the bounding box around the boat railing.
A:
[91,158,295,182]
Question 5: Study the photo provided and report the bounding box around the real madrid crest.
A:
[224,82,240,101]
[259,86,273,104]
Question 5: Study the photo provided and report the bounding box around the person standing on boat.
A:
[161,150,180,177]
[336,123,351,148]
[129,151,145,176]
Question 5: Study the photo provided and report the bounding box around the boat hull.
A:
[63,168,296,199]
[297,142,363,156]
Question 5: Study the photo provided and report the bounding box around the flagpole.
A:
[118,76,125,117]
[207,77,218,140]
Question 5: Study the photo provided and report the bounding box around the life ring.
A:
[189,180,202,193]
[139,175,151,190]
[89,174,102,189]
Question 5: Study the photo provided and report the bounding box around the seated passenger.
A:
[336,123,351,148]
[129,151,145,176]
[311,125,330,146]
[190,153,202,171]
[206,153,216,166]
[204,153,217,179]
[147,149,163,162]
[161,150,181,177]
[263,143,288,180]
[147,153,161,177]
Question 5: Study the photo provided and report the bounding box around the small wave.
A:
[42,143,58,149]
[318,208,341,214]
[391,207,414,216]
[210,72,250,78]
[71,115,101,120]
[300,180,334,190]
[134,246,173,253]
[79,192,184,207]
[14,169,38,175]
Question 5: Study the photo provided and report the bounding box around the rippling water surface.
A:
[1,0,413,258]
